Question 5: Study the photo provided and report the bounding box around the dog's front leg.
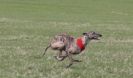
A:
[66,53,73,68]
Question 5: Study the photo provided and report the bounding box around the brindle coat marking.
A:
[42,33,72,57]
[43,31,102,68]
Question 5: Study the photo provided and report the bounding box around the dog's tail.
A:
[42,44,51,57]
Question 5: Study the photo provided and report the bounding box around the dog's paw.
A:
[65,63,73,68]
[54,56,63,61]
[73,60,82,62]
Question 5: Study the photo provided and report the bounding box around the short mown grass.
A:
[0,0,133,78]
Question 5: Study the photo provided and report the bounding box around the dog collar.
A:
[76,38,85,51]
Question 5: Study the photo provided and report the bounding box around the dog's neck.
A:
[82,35,91,46]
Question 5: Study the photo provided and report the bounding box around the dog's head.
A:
[83,31,102,40]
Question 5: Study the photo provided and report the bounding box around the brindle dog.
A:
[43,31,102,68]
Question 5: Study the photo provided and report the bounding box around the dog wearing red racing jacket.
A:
[55,31,102,68]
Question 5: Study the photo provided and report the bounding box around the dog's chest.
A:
[76,38,85,51]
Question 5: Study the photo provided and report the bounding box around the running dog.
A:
[43,31,102,68]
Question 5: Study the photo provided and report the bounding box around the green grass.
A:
[0,0,133,78]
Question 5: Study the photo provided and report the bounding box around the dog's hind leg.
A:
[54,50,67,61]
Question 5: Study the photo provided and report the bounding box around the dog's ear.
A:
[82,33,87,35]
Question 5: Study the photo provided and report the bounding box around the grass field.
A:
[0,0,133,78]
